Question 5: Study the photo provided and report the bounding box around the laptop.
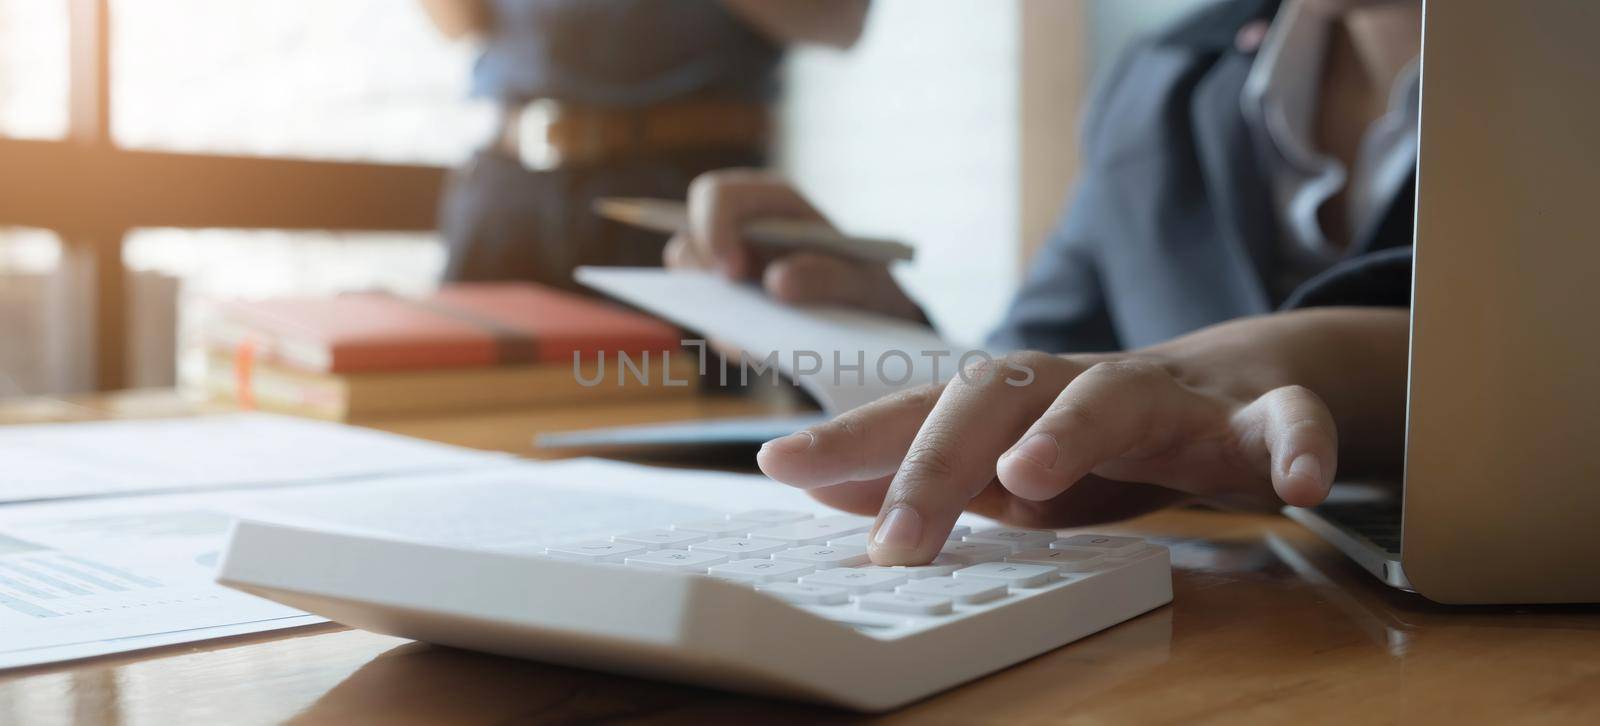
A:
[1283,0,1600,604]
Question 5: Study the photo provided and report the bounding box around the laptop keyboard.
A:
[1313,501,1403,554]
[543,511,1161,627]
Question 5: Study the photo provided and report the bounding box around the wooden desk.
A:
[3,392,1598,724]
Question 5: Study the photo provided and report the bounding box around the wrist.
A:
[1138,308,1409,478]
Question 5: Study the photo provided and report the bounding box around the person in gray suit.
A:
[667,0,1424,565]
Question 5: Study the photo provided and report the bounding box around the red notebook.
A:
[207,283,682,374]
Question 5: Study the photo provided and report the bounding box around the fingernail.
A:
[1007,433,1059,469]
[762,431,814,454]
[1289,454,1323,486]
[873,506,922,550]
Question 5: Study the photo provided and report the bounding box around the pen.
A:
[593,197,915,265]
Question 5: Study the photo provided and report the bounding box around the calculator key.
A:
[749,515,873,545]
[613,529,707,549]
[899,577,1008,604]
[759,582,851,605]
[543,540,650,563]
[953,562,1057,588]
[946,525,973,541]
[801,568,908,594]
[855,555,962,579]
[773,545,870,569]
[858,591,954,616]
[963,528,1058,550]
[672,519,759,537]
[1052,534,1153,558]
[827,533,870,548]
[1007,547,1107,572]
[729,510,814,525]
[691,537,789,559]
[708,558,816,583]
[623,549,728,573]
[938,541,1012,564]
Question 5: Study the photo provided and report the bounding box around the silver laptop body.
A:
[1286,0,1600,604]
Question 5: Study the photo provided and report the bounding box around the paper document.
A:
[0,491,322,667]
[577,267,984,413]
[536,413,831,452]
[3,458,953,669]
[0,413,510,505]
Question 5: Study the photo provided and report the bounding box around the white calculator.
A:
[218,510,1172,712]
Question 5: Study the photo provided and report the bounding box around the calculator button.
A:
[759,582,851,605]
[672,519,759,537]
[1007,547,1107,572]
[946,525,973,541]
[938,541,1012,564]
[749,515,873,545]
[730,510,814,525]
[800,569,908,594]
[623,549,728,573]
[708,559,816,583]
[953,562,1057,588]
[691,537,789,559]
[1052,534,1152,558]
[543,540,650,563]
[855,555,962,579]
[963,528,1058,550]
[827,533,870,548]
[773,545,870,569]
[858,591,954,616]
[613,529,708,549]
[899,577,1008,604]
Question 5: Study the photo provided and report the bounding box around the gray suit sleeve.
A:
[984,47,1145,354]
[985,181,1120,354]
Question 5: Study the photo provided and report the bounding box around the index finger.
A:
[868,353,1071,565]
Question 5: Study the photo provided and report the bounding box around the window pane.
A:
[0,0,69,139]
[124,228,444,299]
[110,0,493,164]
[0,228,61,274]
[0,230,87,397]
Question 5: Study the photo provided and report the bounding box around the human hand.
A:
[756,308,1411,565]
[663,168,924,322]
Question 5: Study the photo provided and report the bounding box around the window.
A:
[0,229,88,397]
[0,0,69,139]
[0,1,480,393]
[110,0,491,163]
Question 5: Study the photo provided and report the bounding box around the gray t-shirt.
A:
[472,0,783,107]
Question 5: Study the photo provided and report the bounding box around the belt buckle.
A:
[516,99,563,171]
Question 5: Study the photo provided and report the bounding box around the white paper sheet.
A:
[4,458,979,669]
[0,492,322,667]
[536,413,831,451]
[576,267,984,413]
[0,413,511,505]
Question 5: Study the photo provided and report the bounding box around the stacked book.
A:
[202,283,694,421]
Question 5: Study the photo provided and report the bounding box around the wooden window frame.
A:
[0,0,448,390]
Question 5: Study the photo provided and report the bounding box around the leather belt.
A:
[495,98,770,171]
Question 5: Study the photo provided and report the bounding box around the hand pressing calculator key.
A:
[219,510,1171,712]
